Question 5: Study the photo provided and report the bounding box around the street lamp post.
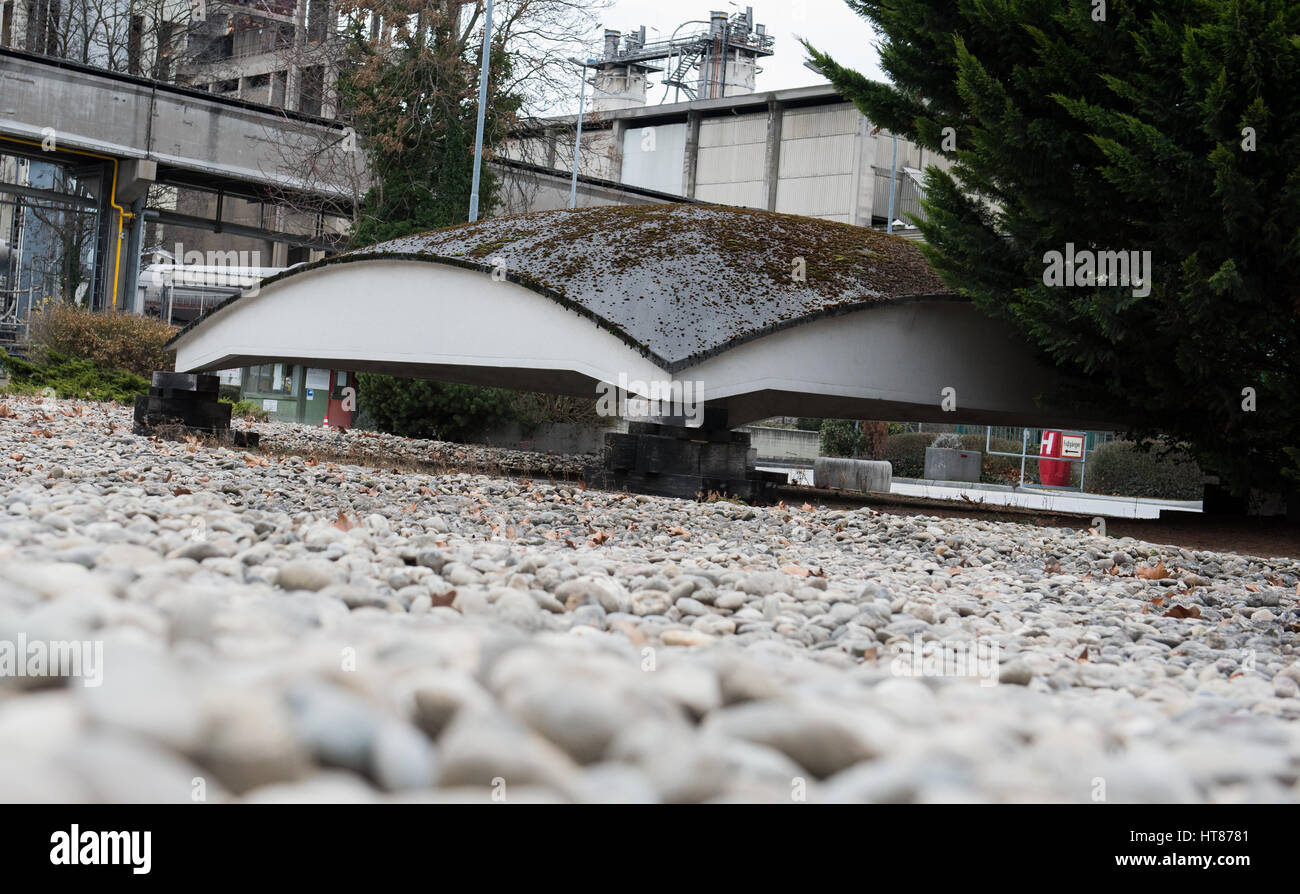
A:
[886,131,898,234]
[568,57,595,210]
[468,0,496,223]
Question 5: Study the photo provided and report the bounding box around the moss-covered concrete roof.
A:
[181,204,957,370]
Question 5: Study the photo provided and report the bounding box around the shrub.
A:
[510,392,603,435]
[1,349,147,403]
[820,420,892,458]
[229,399,270,420]
[883,432,935,478]
[358,374,517,443]
[819,419,865,457]
[1084,440,1204,500]
[26,301,175,377]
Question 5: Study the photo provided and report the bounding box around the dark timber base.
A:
[133,371,234,437]
[585,414,784,505]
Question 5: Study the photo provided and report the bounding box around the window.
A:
[247,364,297,396]
[331,369,350,399]
[2,2,13,47]
[298,66,324,116]
[306,0,329,42]
[247,73,270,103]
[26,0,61,55]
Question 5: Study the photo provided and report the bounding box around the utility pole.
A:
[468,0,496,223]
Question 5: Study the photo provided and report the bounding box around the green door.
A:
[301,367,331,426]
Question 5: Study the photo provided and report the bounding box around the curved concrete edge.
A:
[170,257,1127,431]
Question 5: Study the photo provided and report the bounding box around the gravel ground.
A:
[2,395,1299,803]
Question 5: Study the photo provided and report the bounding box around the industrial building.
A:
[180,0,340,117]
[501,9,944,230]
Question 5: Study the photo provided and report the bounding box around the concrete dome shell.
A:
[166,204,1119,429]
[173,204,957,373]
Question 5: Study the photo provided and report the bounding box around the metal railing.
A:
[895,423,1120,490]
[979,427,1090,491]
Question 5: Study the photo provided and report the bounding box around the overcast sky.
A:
[563,0,885,108]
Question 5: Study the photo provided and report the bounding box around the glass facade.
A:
[246,363,297,396]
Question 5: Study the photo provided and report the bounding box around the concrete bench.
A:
[814,457,892,494]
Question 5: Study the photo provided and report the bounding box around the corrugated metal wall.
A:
[695,113,767,209]
[621,122,688,195]
[775,103,860,221]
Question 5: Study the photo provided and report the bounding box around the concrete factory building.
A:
[501,12,945,229]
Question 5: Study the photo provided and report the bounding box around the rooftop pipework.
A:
[589,7,775,109]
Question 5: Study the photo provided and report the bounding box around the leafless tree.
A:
[17,0,201,80]
[257,0,610,236]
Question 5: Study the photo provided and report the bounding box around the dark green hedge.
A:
[357,374,516,443]
[1083,440,1204,500]
[819,419,866,457]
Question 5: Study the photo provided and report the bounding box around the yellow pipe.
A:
[0,135,135,310]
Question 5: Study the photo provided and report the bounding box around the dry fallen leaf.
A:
[1136,561,1170,580]
[332,510,356,532]
[430,589,457,608]
[1244,584,1260,593]
[781,565,811,577]
[1163,604,1202,619]
[0,404,12,418]
[7,453,23,461]
[1076,646,1090,663]
[171,486,192,496]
